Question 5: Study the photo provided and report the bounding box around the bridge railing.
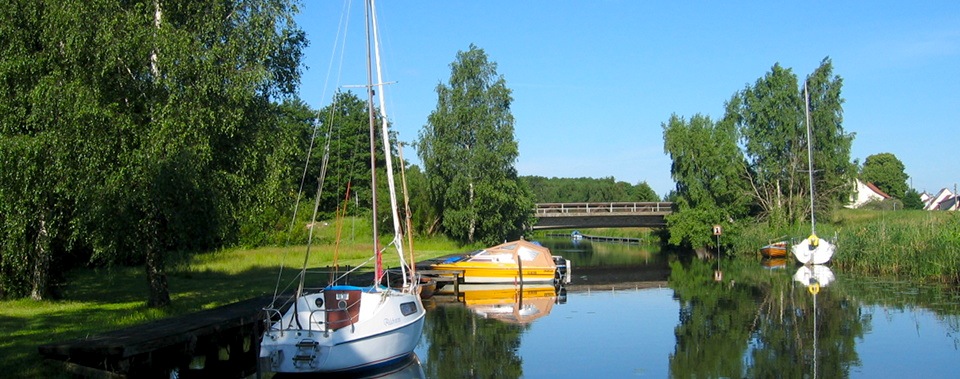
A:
[534,202,673,216]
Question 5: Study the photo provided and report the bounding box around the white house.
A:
[938,195,959,211]
[923,188,955,211]
[848,179,892,208]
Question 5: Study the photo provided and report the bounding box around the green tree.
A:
[630,181,661,202]
[861,152,909,199]
[662,113,750,252]
[0,0,305,305]
[520,176,660,202]
[662,60,853,253]
[804,59,855,212]
[902,188,924,210]
[417,44,532,245]
[737,64,806,226]
[734,58,853,226]
[312,92,380,220]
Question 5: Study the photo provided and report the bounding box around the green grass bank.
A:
[0,235,463,378]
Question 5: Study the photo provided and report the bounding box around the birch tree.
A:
[0,0,305,305]
[417,45,532,245]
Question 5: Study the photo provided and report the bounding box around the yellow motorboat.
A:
[422,239,570,286]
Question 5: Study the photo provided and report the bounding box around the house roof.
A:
[864,182,891,199]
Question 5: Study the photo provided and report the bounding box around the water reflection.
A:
[794,265,835,379]
[794,265,836,288]
[457,284,562,324]
[410,238,960,378]
[422,299,524,378]
[267,352,424,379]
[669,259,865,378]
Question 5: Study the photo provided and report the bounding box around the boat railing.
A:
[308,309,327,333]
[262,307,286,335]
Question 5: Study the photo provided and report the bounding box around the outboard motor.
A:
[552,256,572,284]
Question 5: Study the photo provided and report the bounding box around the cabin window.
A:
[400,301,418,316]
[518,247,540,261]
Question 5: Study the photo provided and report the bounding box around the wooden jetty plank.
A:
[417,269,464,295]
[581,234,641,243]
[38,295,274,360]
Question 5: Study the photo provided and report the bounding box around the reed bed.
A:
[834,210,960,283]
[733,210,959,284]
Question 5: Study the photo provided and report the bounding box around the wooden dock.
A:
[38,295,280,378]
[416,269,464,296]
[580,233,641,243]
[550,232,642,244]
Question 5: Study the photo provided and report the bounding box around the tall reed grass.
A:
[733,209,959,284]
[834,210,960,283]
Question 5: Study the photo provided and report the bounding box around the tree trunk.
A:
[143,0,170,309]
[30,216,50,301]
[145,242,170,308]
[467,181,476,243]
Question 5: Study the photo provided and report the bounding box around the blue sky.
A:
[293,1,959,197]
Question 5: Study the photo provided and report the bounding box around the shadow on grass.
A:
[1,242,453,378]
[1,264,332,378]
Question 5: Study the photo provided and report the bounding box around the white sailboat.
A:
[792,82,836,265]
[260,0,425,373]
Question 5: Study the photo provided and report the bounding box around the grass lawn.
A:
[0,239,460,378]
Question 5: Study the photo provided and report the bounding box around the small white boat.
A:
[260,285,424,373]
[792,235,836,265]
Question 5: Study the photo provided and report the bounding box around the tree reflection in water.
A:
[423,301,525,379]
[668,259,865,378]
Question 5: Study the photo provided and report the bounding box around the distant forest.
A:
[520,176,661,203]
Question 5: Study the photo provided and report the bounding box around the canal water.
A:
[400,237,960,378]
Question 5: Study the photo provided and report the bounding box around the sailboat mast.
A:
[363,0,382,283]
[370,0,410,286]
[804,82,817,235]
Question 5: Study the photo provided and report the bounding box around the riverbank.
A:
[536,209,959,284]
[5,210,956,376]
[732,209,960,284]
[0,238,461,378]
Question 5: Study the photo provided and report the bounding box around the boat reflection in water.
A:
[270,352,424,379]
[760,257,787,270]
[434,283,565,325]
[794,264,834,379]
[793,264,835,288]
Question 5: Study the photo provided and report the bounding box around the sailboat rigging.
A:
[260,0,426,373]
[791,82,835,265]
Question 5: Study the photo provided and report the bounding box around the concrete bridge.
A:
[532,202,674,230]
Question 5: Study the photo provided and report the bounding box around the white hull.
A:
[260,287,425,373]
[793,265,835,287]
[791,237,835,265]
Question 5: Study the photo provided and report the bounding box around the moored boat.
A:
[792,82,835,265]
[422,239,570,286]
[760,241,788,258]
[259,0,425,373]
